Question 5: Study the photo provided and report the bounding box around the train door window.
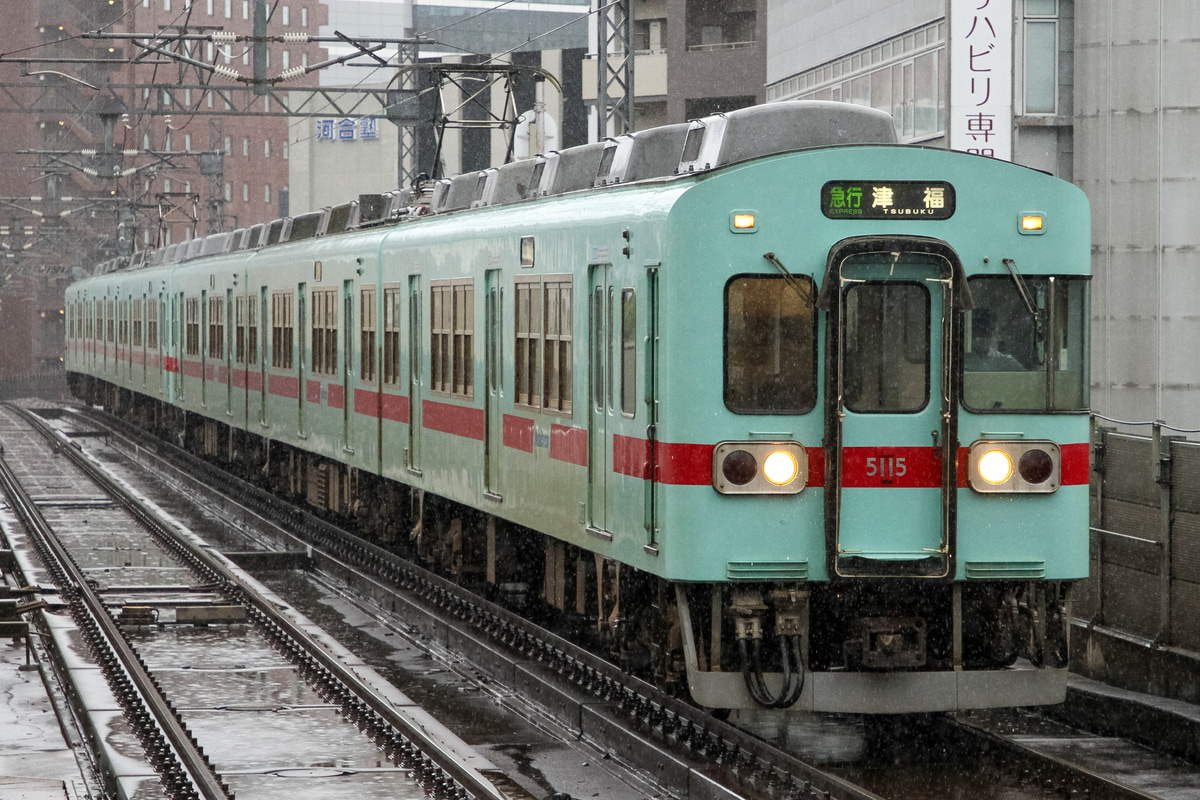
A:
[132,299,143,347]
[514,275,542,409]
[620,289,636,417]
[148,299,159,349]
[543,277,571,413]
[361,286,377,383]
[185,297,200,357]
[246,296,257,365]
[963,275,1090,411]
[842,282,929,413]
[235,296,247,363]
[311,287,337,376]
[724,274,817,414]
[107,300,116,343]
[118,300,128,345]
[208,294,225,360]
[272,291,294,369]
[382,286,401,385]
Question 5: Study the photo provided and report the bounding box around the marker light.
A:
[763,449,800,486]
[1020,214,1044,233]
[730,210,758,233]
[977,449,1014,485]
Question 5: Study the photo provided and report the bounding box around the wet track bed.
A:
[33,402,1200,800]
[0,403,517,800]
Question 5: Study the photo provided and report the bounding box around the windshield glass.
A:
[962,276,1089,412]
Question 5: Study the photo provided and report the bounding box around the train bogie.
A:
[66,100,1090,714]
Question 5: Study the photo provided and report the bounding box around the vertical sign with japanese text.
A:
[949,0,1012,161]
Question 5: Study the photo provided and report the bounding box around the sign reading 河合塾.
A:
[949,0,1012,161]
[315,117,380,142]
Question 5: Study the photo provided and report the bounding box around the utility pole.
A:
[595,0,634,138]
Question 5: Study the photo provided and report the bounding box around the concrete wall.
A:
[766,0,944,84]
[1076,3,1200,429]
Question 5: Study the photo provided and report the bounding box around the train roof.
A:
[84,101,924,278]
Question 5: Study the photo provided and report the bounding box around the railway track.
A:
[36,402,1198,800]
[0,403,516,800]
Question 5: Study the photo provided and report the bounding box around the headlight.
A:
[713,441,807,495]
[977,449,1014,485]
[968,440,1060,493]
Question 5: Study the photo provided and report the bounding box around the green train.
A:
[65,101,1091,713]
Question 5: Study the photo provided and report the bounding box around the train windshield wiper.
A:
[1002,258,1038,318]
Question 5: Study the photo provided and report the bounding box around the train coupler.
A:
[844,616,927,669]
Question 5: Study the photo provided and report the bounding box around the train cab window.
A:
[724,274,817,414]
[963,275,1090,412]
[842,282,930,413]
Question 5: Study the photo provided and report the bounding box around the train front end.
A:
[658,138,1090,713]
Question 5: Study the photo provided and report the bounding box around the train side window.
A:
[272,291,294,369]
[430,279,474,400]
[208,294,225,360]
[724,274,817,414]
[148,299,159,350]
[360,286,377,383]
[311,287,338,376]
[842,282,930,413]
[620,289,636,417]
[185,297,200,357]
[382,286,401,385]
[543,278,572,414]
[514,275,542,409]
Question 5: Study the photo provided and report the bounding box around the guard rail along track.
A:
[6,403,510,800]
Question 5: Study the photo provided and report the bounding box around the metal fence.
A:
[1077,422,1200,652]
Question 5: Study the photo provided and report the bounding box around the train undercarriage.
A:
[72,374,1073,713]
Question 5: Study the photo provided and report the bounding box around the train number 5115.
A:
[865,456,907,479]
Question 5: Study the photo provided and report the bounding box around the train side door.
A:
[343,279,353,449]
[298,282,307,436]
[484,269,503,498]
[407,276,422,472]
[828,242,959,579]
[588,264,614,535]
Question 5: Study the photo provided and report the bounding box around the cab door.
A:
[827,239,961,578]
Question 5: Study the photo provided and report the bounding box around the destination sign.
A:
[820,180,956,220]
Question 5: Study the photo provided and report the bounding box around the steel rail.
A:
[0,428,231,800]
[79,405,883,800]
[10,404,509,800]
